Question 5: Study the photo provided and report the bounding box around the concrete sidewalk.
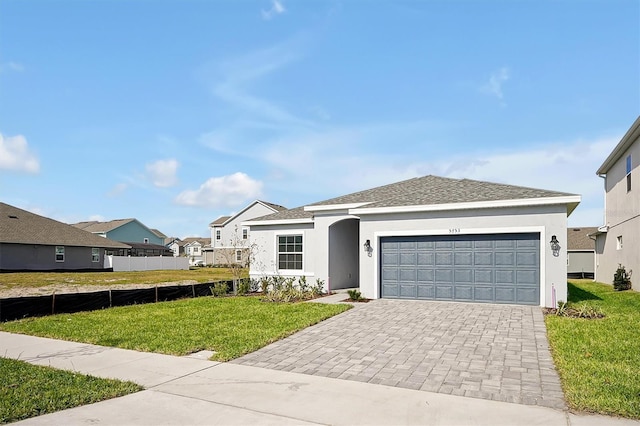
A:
[1,331,637,426]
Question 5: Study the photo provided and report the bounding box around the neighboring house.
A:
[181,237,210,265]
[0,203,129,271]
[245,175,581,308]
[567,227,597,279]
[592,116,640,289]
[151,228,170,245]
[166,238,182,257]
[206,200,287,266]
[107,242,173,257]
[72,218,165,246]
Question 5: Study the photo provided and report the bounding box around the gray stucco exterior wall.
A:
[0,243,106,271]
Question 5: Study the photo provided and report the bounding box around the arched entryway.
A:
[328,218,360,290]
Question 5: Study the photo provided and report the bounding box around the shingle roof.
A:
[567,227,598,251]
[72,218,135,233]
[0,203,129,249]
[258,200,287,212]
[248,175,578,223]
[181,237,210,246]
[210,216,232,226]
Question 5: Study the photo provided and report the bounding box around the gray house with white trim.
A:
[245,175,580,308]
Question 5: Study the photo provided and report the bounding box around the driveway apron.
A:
[232,299,566,409]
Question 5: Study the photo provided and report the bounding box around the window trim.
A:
[277,234,303,271]
[235,249,242,262]
[55,246,65,262]
[242,228,248,240]
[626,154,632,192]
[617,235,623,250]
[216,229,221,240]
[91,247,100,263]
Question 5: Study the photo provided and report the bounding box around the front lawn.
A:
[0,357,141,424]
[0,296,350,361]
[545,280,640,418]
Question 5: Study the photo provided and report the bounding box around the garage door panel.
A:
[517,288,538,304]
[454,286,473,300]
[400,253,416,265]
[454,252,473,266]
[474,270,493,284]
[435,269,453,283]
[517,252,537,267]
[381,234,539,305]
[435,286,454,299]
[495,287,516,302]
[382,253,398,266]
[474,287,494,302]
[399,284,417,298]
[399,269,416,281]
[516,270,537,285]
[382,268,398,280]
[417,269,434,282]
[417,252,434,266]
[435,252,453,266]
[417,284,434,299]
[496,270,515,284]
[495,252,515,266]
[454,269,473,283]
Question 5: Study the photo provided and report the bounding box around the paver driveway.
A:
[232,299,566,409]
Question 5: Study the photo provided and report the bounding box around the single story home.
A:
[245,175,581,308]
[567,227,597,279]
[0,202,130,272]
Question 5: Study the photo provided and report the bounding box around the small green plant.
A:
[313,279,325,296]
[210,281,229,297]
[347,289,362,301]
[613,264,632,291]
[237,278,250,295]
[556,300,568,316]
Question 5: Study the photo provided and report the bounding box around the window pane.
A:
[294,235,302,244]
[294,244,302,252]
[627,155,632,174]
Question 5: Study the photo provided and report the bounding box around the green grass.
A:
[0,296,350,361]
[0,268,244,292]
[545,280,640,418]
[0,357,141,424]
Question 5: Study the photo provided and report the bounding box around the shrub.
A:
[613,264,632,291]
[210,281,229,297]
[347,289,362,301]
[313,279,325,296]
[237,278,251,296]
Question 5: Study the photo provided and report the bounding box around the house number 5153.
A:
[449,228,460,234]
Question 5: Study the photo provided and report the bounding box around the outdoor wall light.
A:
[363,239,372,257]
[550,235,561,257]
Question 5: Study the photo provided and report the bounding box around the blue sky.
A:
[1,0,639,238]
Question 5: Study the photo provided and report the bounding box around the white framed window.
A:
[617,235,623,250]
[278,235,303,270]
[216,229,221,240]
[626,154,632,192]
[55,246,65,262]
[91,248,100,262]
[143,238,149,244]
[242,228,248,240]
[235,249,242,262]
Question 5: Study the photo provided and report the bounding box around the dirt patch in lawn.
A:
[0,281,199,299]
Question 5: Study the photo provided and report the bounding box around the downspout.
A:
[588,233,598,282]
[592,173,607,283]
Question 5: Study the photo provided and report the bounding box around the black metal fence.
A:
[0,281,233,322]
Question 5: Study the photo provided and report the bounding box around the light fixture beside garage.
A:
[363,239,372,257]
[550,235,561,257]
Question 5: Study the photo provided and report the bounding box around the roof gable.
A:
[209,200,287,227]
[0,203,129,249]
[597,116,640,175]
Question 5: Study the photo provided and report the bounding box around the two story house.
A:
[592,116,640,289]
[205,200,286,267]
[181,237,210,265]
[72,218,170,257]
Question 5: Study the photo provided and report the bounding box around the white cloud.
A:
[108,183,128,197]
[0,134,40,173]
[146,159,179,187]
[175,172,263,208]
[262,0,286,20]
[480,67,510,102]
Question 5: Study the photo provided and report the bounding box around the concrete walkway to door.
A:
[232,299,566,409]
